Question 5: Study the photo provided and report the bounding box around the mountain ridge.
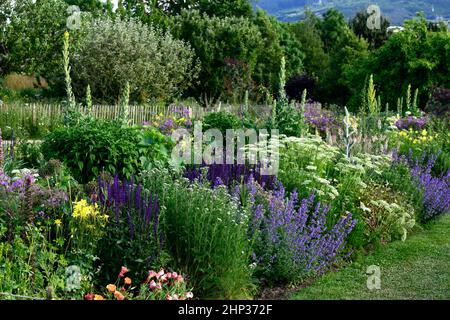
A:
[252,0,450,25]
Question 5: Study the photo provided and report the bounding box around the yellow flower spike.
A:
[64,31,69,39]
[55,219,62,227]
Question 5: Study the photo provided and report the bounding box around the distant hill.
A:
[252,0,450,25]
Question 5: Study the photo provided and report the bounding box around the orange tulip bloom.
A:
[94,295,104,300]
[114,291,125,300]
[106,284,117,293]
[124,277,132,285]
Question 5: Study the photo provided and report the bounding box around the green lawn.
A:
[292,215,450,300]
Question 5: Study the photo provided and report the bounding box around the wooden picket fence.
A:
[0,102,205,126]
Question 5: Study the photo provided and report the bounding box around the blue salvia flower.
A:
[95,175,163,248]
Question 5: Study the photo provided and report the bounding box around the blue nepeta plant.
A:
[393,150,450,221]
[245,177,357,284]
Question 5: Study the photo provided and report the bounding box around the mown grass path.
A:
[293,215,450,300]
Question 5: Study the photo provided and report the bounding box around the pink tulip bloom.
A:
[149,280,157,290]
[156,269,165,279]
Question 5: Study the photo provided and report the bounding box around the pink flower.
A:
[84,293,94,300]
[166,272,172,279]
[156,283,162,290]
[118,266,129,278]
[160,274,168,282]
[176,275,184,283]
[147,270,157,282]
[186,292,193,299]
[149,280,157,290]
[171,272,178,278]
[172,294,179,300]
[166,294,173,300]
[156,269,165,279]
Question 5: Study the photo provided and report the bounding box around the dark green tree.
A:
[345,14,450,111]
[291,10,328,77]
[157,0,253,17]
[320,8,348,53]
[63,0,104,14]
[349,10,390,49]
[173,9,262,106]
[4,0,68,84]
[0,0,13,75]
[252,9,284,98]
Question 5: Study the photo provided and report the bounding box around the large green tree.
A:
[366,14,449,109]
[320,8,348,53]
[349,10,390,50]
[72,16,198,103]
[291,10,328,78]
[155,0,253,17]
[252,9,284,99]
[173,9,263,106]
[251,9,304,98]
[63,0,105,14]
[4,0,68,84]
[0,0,13,75]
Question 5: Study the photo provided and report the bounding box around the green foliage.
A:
[16,141,44,169]
[41,119,144,183]
[348,14,450,111]
[173,10,263,106]
[119,82,130,126]
[0,103,62,140]
[291,11,328,77]
[349,10,390,49]
[359,183,416,245]
[277,135,401,249]
[63,0,105,15]
[4,0,68,85]
[202,111,243,135]
[319,22,369,106]
[0,225,68,300]
[251,9,284,96]
[72,16,198,104]
[154,0,253,18]
[274,103,306,138]
[141,168,254,299]
[390,120,450,175]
